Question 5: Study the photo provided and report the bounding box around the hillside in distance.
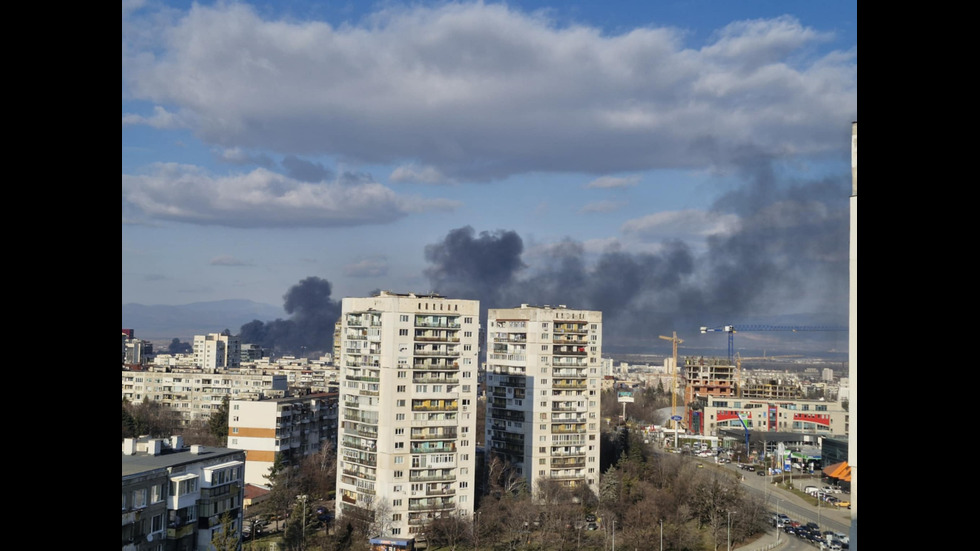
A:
[122,300,286,343]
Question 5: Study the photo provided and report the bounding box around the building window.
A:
[394,471,404,478]
[395,442,404,449]
[397,386,406,392]
[399,329,409,336]
[464,331,473,337]
[396,414,405,420]
[395,457,404,464]
[397,400,406,407]
[400,315,409,322]
[395,428,405,435]
[393,499,402,507]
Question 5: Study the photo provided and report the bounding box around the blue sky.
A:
[122,1,856,351]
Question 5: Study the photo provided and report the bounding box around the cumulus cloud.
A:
[122,2,856,181]
[121,163,457,227]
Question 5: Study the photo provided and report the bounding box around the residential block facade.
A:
[121,368,288,424]
[335,291,480,538]
[227,393,339,486]
[484,305,602,497]
[122,436,245,551]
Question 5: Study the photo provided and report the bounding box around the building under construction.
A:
[683,356,737,404]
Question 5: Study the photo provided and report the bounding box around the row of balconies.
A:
[411,429,457,440]
[490,409,525,422]
[409,471,455,482]
[342,468,376,481]
[413,349,462,357]
[552,426,586,434]
[413,376,459,385]
[413,360,459,369]
[414,320,461,329]
[553,380,587,388]
[408,499,455,511]
[411,443,456,454]
[552,416,587,424]
[551,448,586,457]
[414,335,461,343]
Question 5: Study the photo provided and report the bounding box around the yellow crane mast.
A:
[659,331,683,429]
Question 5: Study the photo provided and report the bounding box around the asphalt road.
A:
[702,457,852,549]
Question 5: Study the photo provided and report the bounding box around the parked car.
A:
[756,469,766,476]
[834,500,850,509]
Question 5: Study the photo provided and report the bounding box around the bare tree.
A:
[427,512,471,551]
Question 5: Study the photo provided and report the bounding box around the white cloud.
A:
[121,163,457,228]
[390,164,454,185]
[621,209,740,242]
[121,105,182,129]
[122,3,856,181]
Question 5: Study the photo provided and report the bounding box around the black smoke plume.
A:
[423,157,849,355]
[238,276,342,356]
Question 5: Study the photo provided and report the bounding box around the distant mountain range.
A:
[122,300,286,343]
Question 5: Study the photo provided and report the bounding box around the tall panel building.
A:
[484,305,602,497]
[335,292,480,539]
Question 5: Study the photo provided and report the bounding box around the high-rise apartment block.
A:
[193,333,242,370]
[484,305,602,497]
[335,292,480,538]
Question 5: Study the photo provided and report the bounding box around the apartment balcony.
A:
[551,426,586,434]
[414,320,461,329]
[490,432,524,444]
[551,435,587,445]
[409,471,456,483]
[413,335,461,343]
[552,336,587,345]
[492,336,526,343]
[409,499,455,511]
[412,375,459,385]
[552,370,587,378]
[425,485,455,496]
[411,429,457,440]
[490,441,524,455]
[551,458,586,469]
[342,440,377,452]
[549,470,584,480]
[550,448,586,457]
[345,375,380,382]
[495,377,526,388]
[412,400,458,412]
[552,347,587,356]
[553,326,587,334]
[413,349,462,357]
[412,360,459,370]
[551,416,587,424]
[411,443,456,454]
[342,468,376,481]
[553,380,587,388]
[490,409,525,422]
[551,404,585,412]
[344,427,379,439]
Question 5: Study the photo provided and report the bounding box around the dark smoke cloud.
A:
[238,276,342,356]
[424,158,848,354]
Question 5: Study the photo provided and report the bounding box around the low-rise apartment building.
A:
[122,435,245,551]
[121,367,288,424]
[227,392,339,486]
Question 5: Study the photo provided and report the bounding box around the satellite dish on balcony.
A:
[146,533,154,542]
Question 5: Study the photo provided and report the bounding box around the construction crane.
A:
[659,331,683,429]
[699,324,847,364]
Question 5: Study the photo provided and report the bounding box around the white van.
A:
[804,486,819,496]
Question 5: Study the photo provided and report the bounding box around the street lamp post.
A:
[297,494,308,551]
[660,519,663,551]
